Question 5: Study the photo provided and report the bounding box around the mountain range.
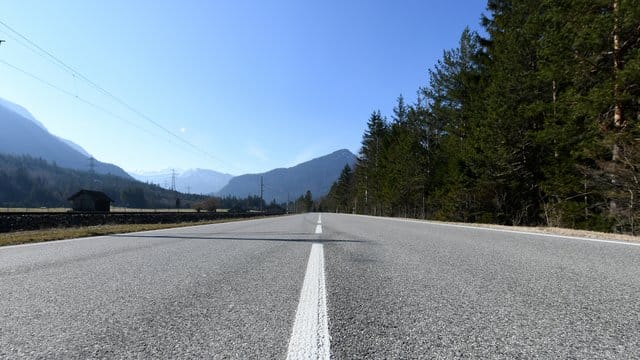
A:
[217,149,357,203]
[0,97,358,205]
[130,168,233,195]
[0,97,131,179]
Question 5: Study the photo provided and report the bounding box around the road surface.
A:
[1,213,639,358]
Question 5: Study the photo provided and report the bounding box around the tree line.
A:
[0,153,207,209]
[194,190,314,214]
[0,152,318,214]
[322,0,640,234]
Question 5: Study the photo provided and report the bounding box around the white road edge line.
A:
[286,243,330,360]
[356,214,640,247]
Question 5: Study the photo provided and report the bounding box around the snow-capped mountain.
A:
[129,168,233,195]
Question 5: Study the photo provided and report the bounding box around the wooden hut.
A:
[68,190,113,212]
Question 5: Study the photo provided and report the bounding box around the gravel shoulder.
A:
[351,214,640,244]
[443,222,640,244]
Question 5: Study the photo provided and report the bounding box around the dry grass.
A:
[0,219,247,247]
[1,207,70,213]
[1,207,230,213]
[109,207,198,213]
[503,225,640,243]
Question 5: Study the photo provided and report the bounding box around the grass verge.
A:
[0,219,248,247]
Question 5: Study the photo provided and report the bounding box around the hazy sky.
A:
[0,1,486,175]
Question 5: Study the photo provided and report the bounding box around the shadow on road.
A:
[109,234,366,244]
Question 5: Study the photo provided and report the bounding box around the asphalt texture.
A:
[2,213,640,358]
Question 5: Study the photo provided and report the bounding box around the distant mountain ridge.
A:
[0,152,206,208]
[130,168,233,195]
[0,98,358,202]
[0,97,131,179]
[217,149,357,203]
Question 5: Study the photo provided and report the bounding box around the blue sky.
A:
[0,1,487,175]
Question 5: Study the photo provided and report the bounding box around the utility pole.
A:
[260,176,264,213]
[170,169,177,191]
[88,156,96,188]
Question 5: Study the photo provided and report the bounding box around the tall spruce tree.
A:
[471,0,547,225]
[334,164,355,213]
[423,28,484,221]
[384,95,420,216]
[565,0,640,232]
[357,111,389,215]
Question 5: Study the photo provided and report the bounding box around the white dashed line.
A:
[286,243,330,359]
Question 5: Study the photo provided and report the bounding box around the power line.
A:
[0,39,191,152]
[88,156,96,188]
[0,58,180,146]
[0,19,236,170]
[260,176,264,213]
[88,156,96,173]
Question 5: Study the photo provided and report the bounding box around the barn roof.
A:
[67,189,114,202]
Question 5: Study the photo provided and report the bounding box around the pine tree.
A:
[357,111,389,215]
[334,164,354,213]
[423,28,484,221]
[303,190,313,212]
[381,95,429,217]
[470,0,547,225]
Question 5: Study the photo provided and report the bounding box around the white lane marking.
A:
[315,214,323,234]
[286,243,330,360]
[356,214,640,247]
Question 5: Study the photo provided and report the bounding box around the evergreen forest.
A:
[322,0,640,234]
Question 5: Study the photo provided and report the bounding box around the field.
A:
[1,207,70,213]
[0,218,247,247]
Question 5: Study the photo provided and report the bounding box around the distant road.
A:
[2,214,639,358]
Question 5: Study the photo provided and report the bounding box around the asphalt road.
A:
[1,213,640,358]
